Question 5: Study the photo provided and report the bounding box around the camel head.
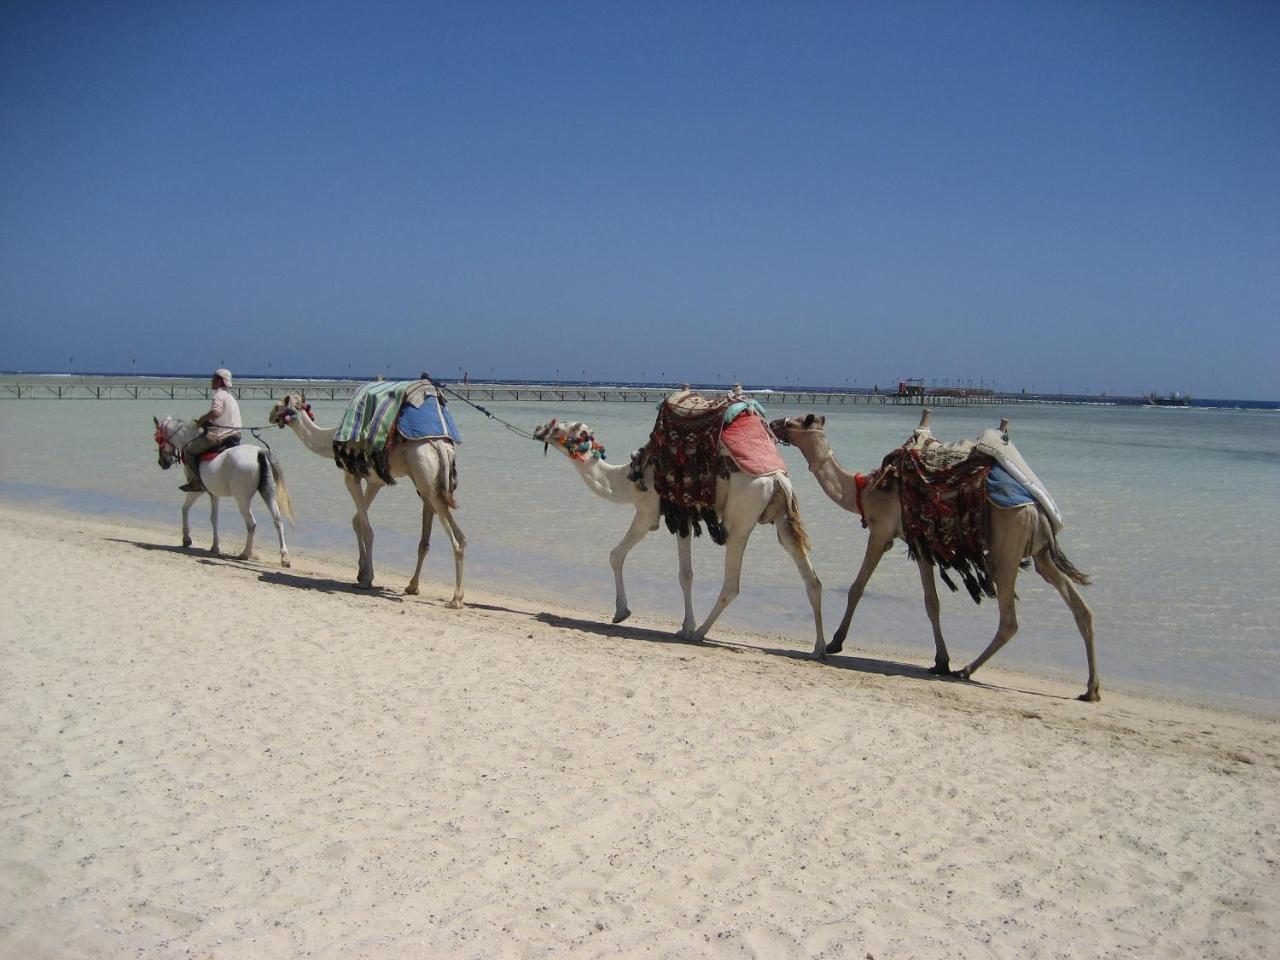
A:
[269,395,316,428]
[769,414,827,445]
[533,419,607,462]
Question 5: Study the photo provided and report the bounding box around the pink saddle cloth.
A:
[721,414,787,476]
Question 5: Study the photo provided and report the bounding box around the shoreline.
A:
[1,489,1275,720]
[3,502,1280,958]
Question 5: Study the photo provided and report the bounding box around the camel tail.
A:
[1046,526,1089,586]
[260,448,296,525]
[435,442,459,510]
[778,475,810,555]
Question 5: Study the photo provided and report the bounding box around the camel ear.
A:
[282,395,292,406]
[153,415,159,426]
[819,415,826,427]
[803,413,815,427]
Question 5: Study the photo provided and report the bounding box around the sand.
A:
[1,502,1277,959]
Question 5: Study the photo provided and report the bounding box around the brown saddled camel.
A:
[770,410,1099,702]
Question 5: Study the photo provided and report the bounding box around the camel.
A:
[769,410,1099,701]
[267,395,465,605]
[153,416,294,566]
[532,418,826,656]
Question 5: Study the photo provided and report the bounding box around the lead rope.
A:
[427,377,540,442]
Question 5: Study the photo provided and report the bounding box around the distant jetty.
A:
[0,373,1144,407]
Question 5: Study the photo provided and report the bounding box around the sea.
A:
[2,381,1277,715]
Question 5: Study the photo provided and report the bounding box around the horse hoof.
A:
[238,552,252,561]
[182,538,192,548]
[355,582,373,590]
[281,558,291,568]
[612,609,631,624]
[813,649,827,662]
[928,662,951,676]
[446,599,464,610]
[405,583,419,595]
[951,667,972,681]
[1078,690,1101,703]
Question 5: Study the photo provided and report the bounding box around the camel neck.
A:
[799,441,861,513]
[573,455,635,503]
[290,411,338,460]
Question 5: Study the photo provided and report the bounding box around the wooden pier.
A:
[0,376,1125,407]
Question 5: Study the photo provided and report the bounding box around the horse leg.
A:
[954,553,1021,683]
[235,492,257,561]
[181,491,199,548]
[1034,551,1100,702]
[610,509,655,625]
[405,507,434,596]
[694,526,751,641]
[827,533,892,655]
[917,557,951,674]
[776,516,826,659]
[208,495,221,555]
[676,531,695,638]
[265,489,289,568]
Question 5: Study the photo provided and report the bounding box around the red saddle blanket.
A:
[721,413,787,476]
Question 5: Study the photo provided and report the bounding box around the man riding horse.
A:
[180,368,242,492]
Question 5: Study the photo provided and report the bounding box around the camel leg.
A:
[827,534,893,654]
[609,510,654,625]
[345,474,382,588]
[208,495,221,555]
[180,491,200,548]
[917,558,952,674]
[954,553,1021,683]
[693,527,752,641]
[776,516,825,659]
[1034,551,1100,702]
[435,506,466,609]
[405,507,434,596]
[676,532,696,638]
[235,493,257,561]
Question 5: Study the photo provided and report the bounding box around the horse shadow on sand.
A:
[533,611,1070,702]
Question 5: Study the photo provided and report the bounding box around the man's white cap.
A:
[214,368,233,387]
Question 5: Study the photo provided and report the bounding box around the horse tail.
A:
[776,474,810,555]
[259,448,296,525]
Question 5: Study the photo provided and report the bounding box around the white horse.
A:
[153,417,295,566]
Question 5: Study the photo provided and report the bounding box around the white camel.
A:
[532,418,826,656]
[153,416,294,566]
[770,411,1099,701]
[267,396,465,604]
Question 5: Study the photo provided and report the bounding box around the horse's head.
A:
[768,413,826,446]
[533,418,606,462]
[153,416,181,469]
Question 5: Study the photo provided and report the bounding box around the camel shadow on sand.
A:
[533,611,1073,702]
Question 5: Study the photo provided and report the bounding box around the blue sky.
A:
[2,1,1277,398]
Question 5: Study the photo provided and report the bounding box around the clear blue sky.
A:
[2,1,1277,398]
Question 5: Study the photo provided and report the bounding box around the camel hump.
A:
[974,428,1064,532]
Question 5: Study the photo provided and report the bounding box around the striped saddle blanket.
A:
[333,380,461,483]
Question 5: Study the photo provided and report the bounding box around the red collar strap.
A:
[854,472,869,523]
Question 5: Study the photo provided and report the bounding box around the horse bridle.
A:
[154,420,182,470]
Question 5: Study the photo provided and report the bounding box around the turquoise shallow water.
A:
[2,396,1277,714]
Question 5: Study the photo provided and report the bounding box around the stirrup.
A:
[179,482,203,493]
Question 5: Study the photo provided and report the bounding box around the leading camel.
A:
[532,418,826,657]
[267,395,465,605]
[770,411,1099,701]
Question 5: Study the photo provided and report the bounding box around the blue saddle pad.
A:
[397,395,462,442]
[987,463,1035,507]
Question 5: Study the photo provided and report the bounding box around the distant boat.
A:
[1144,391,1191,407]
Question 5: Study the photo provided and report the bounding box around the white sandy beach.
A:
[2,502,1277,959]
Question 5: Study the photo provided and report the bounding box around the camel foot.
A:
[951,667,973,681]
[1078,689,1101,703]
[928,660,951,676]
[612,609,631,624]
[281,555,290,568]
[813,648,827,662]
[405,582,419,596]
[237,551,252,561]
[825,638,845,655]
[355,581,373,590]
[182,537,192,548]
[446,598,464,610]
